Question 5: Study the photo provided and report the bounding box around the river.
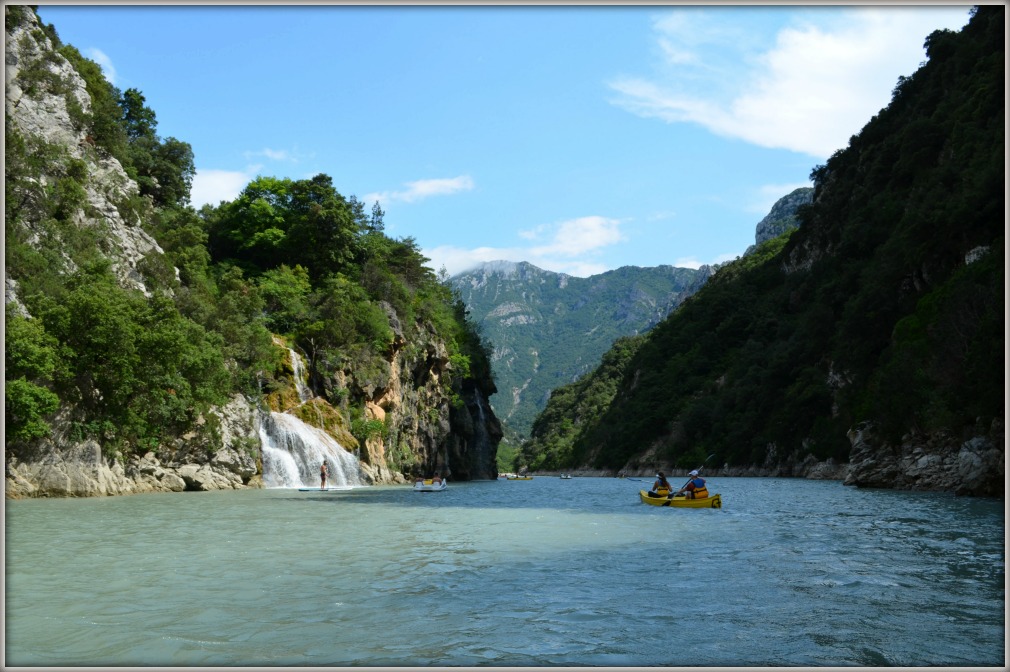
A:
[4,477,1004,666]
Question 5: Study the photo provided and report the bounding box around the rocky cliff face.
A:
[310,313,502,482]
[844,421,1004,497]
[5,9,166,299]
[6,9,257,498]
[4,7,501,497]
[746,187,813,253]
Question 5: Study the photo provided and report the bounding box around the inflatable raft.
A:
[639,490,722,508]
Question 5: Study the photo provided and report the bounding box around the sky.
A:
[35,3,974,277]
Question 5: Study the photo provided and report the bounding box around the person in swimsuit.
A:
[319,461,328,490]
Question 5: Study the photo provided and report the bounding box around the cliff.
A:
[519,7,1004,496]
[4,7,501,497]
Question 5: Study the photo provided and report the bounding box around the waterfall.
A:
[289,348,313,403]
[470,390,495,479]
[258,347,363,489]
[260,412,363,488]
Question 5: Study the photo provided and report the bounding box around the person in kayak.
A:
[677,470,709,499]
[648,472,672,497]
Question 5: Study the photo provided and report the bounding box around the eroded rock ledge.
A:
[5,395,261,499]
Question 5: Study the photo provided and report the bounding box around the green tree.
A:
[120,87,157,140]
[285,174,359,280]
[257,264,313,334]
[5,307,63,442]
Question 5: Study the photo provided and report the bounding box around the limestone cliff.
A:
[5,8,165,299]
[4,7,501,498]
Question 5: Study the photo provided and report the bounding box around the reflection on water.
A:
[5,477,1004,666]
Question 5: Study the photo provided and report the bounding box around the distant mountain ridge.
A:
[451,188,815,439]
[451,261,713,437]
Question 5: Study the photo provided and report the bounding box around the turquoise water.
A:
[4,477,1005,666]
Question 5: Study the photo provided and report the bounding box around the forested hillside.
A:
[521,6,1003,495]
[5,5,498,492]
[451,261,712,438]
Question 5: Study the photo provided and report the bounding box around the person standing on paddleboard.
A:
[320,461,328,490]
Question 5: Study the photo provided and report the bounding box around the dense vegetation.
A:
[5,6,493,467]
[521,6,1003,472]
[451,262,709,438]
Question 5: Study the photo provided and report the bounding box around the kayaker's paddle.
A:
[672,454,716,497]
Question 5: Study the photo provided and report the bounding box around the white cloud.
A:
[84,48,116,85]
[423,245,525,276]
[530,216,625,257]
[424,215,625,278]
[190,168,256,208]
[674,252,739,270]
[364,175,474,206]
[610,7,971,158]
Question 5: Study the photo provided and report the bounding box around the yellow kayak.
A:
[506,476,533,480]
[639,490,722,508]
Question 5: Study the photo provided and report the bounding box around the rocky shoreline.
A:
[532,420,1004,499]
[6,391,1002,500]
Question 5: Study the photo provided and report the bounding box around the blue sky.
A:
[36,4,973,277]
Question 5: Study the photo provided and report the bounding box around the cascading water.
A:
[469,390,495,479]
[259,349,364,489]
[288,348,313,403]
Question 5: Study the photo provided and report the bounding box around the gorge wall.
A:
[4,7,501,498]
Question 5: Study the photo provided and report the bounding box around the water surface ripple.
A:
[5,477,1004,666]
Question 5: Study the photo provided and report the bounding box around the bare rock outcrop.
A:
[844,421,1004,497]
[5,8,164,296]
[6,395,262,499]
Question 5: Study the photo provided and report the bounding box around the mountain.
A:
[451,188,814,440]
[520,6,1004,497]
[5,6,500,497]
[451,261,712,437]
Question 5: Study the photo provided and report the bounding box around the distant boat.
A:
[506,475,533,480]
[414,478,447,492]
[560,474,572,479]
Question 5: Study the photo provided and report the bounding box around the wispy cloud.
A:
[424,215,625,278]
[364,175,475,206]
[529,216,625,257]
[610,7,971,158]
[190,167,260,208]
[243,148,301,162]
[674,252,739,270]
[84,48,117,85]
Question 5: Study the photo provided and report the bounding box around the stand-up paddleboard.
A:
[297,486,349,492]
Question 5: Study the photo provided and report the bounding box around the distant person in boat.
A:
[319,461,328,490]
[677,470,709,499]
[432,472,443,484]
[648,472,672,497]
